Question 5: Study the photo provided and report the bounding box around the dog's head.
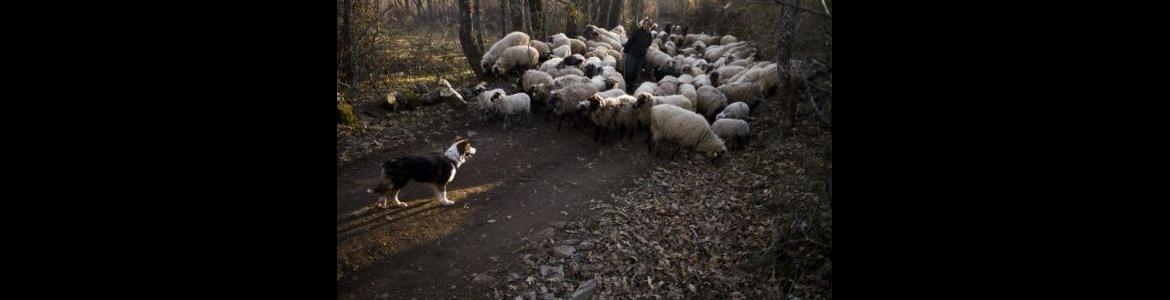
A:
[453,136,476,160]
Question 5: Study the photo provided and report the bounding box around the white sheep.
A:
[549,83,600,130]
[720,35,738,45]
[551,44,571,58]
[655,76,681,95]
[692,74,712,87]
[648,104,728,161]
[716,101,750,120]
[634,81,658,96]
[717,82,765,108]
[711,118,749,150]
[635,92,694,128]
[601,67,625,91]
[553,74,592,89]
[481,31,531,74]
[645,47,677,71]
[521,70,554,111]
[492,45,540,76]
[488,91,532,127]
[678,74,695,85]
[679,83,698,103]
[547,66,585,78]
[696,85,729,121]
[590,75,608,91]
[540,57,564,72]
[475,87,507,120]
[710,65,747,87]
[728,62,780,96]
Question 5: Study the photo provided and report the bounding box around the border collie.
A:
[367,137,477,208]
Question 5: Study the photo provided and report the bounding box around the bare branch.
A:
[761,0,832,19]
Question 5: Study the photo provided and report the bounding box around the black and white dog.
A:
[367,137,477,207]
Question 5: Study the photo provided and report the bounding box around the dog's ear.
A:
[453,136,466,143]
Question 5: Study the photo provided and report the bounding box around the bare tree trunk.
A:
[778,1,799,136]
[527,0,542,38]
[457,0,484,75]
[474,0,485,51]
[607,0,622,29]
[500,0,508,37]
[344,0,356,88]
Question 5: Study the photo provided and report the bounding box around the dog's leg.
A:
[433,184,455,206]
[389,188,407,207]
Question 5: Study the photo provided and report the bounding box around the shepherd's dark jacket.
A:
[623,28,653,59]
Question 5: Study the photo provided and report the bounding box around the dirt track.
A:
[337,116,655,299]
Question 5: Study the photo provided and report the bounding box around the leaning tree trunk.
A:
[457,0,484,75]
[778,1,799,137]
[343,0,356,89]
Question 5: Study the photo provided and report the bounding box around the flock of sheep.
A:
[470,23,782,162]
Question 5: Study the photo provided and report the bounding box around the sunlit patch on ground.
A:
[337,181,503,280]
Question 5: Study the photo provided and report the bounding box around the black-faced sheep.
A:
[521,70,554,111]
[716,101,750,120]
[710,65,747,87]
[696,85,729,121]
[648,104,728,161]
[711,118,749,150]
[481,32,531,74]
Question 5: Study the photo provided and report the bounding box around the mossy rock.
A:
[400,90,422,109]
[337,98,360,127]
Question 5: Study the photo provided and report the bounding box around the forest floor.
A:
[337,28,831,300]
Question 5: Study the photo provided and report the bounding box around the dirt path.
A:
[337,118,654,299]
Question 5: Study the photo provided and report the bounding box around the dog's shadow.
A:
[336,199,447,243]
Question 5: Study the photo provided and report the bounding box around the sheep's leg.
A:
[557,115,565,131]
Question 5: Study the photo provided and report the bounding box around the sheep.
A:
[488,91,532,127]
[711,118,749,150]
[635,92,694,129]
[648,104,728,161]
[596,88,627,99]
[584,94,621,143]
[475,87,507,120]
[600,67,625,91]
[663,41,677,55]
[611,25,627,43]
[693,40,707,53]
[530,40,551,60]
[712,56,730,69]
[717,82,765,108]
[728,58,756,68]
[560,54,586,68]
[645,47,676,71]
[634,81,658,96]
[551,44,571,58]
[728,62,781,96]
[492,46,540,76]
[679,83,698,103]
[655,76,681,95]
[586,25,623,49]
[521,70,554,111]
[540,57,564,73]
[602,55,618,69]
[720,35,738,45]
[569,38,587,55]
[553,74,592,89]
[692,74,712,87]
[678,74,695,85]
[548,83,600,130]
[704,41,749,61]
[716,101,750,120]
[590,75,608,91]
[547,66,585,78]
[696,85,729,121]
[710,65,747,87]
[481,32,531,74]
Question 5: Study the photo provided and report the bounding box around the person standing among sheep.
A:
[622,17,655,93]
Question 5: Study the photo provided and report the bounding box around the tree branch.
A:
[761,0,832,19]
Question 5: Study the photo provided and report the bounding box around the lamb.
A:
[488,91,532,127]
[716,101,750,120]
[481,32,531,74]
[551,44,571,58]
[711,118,749,150]
[634,81,658,96]
[696,85,729,121]
[475,87,507,120]
[548,83,600,130]
[679,83,698,103]
[717,82,765,108]
[492,45,540,76]
[648,104,728,161]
